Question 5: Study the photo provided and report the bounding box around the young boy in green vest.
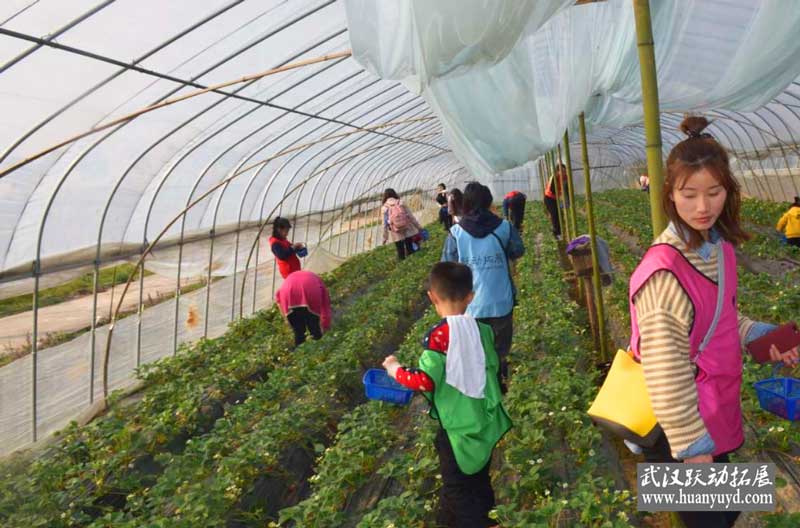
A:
[383,261,512,527]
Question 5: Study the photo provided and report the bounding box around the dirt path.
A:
[0,273,202,353]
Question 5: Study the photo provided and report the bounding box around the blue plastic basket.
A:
[363,369,414,405]
[753,377,800,421]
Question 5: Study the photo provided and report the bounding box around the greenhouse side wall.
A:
[0,197,440,457]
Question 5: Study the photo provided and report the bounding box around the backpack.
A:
[388,202,411,232]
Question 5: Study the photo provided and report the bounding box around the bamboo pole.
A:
[545,152,555,215]
[562,131,578,237]
[633,0,667,236]
[579,112,608,362]
[538,159,547,202]
[557,144,574,242]
[552,149,569,241]
[0,50,353,179]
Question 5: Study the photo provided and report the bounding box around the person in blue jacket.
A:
[442,182,524,389]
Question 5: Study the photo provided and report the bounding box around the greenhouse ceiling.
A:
[2,0,800,284]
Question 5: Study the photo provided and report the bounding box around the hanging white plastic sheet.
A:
[344,0,800,177]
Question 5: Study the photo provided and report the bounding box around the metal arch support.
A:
[316,158,458,259]
[327,131,446,256]
[6,3,346,279]
[225,83,409,320]
[83,0,251,403]
[314,155,459,250]
[219,77,396,317]
[245,110,433,304]
[246,101,429,311]
[279,110,434,235]
[245,94,423,230]
[235,143,453,318]
[0,0,116,76]
[0,0,247,168]
[198,72,374,335]
[759,104,800,197]
[99,123,447,402]
[304,127,441,251]
[261,106,434,304]
[308,127,429,245]
[311,120,440,246]
[708,110,777,201]
[321,142,448,257]
[744,107,800,199]
[146,36,352,353]
[336,128,445,256]
[266,114,434,292]
[87,49,362,376]
[23,7,354,408]
[296,121,441,250]
[183,68,368,232]
[672,113,763,198]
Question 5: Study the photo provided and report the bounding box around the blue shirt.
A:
[442,219,524,318]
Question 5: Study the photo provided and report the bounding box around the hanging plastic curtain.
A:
[345,0,800,177]
[343,0,571,91]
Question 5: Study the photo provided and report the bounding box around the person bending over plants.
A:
[775,195,800,249]
[275,270,331,347]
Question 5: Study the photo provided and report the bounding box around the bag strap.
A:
[630,241,726,363]
[490,229,515,289]
[694,242,726,362]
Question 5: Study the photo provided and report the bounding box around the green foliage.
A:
[0,233,441,527]
[0,263,147,318]
[490,205,636,527]
[587,189,800,522]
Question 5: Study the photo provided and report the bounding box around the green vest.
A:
[419,322,512,474]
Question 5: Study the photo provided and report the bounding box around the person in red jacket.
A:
[543,164,566,239]
[502,190,527,232]
[270,217,304,279]
[275,270,331,346]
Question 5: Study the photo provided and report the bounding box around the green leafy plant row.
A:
[0,231,441,527]
[276,309,442,528]
[585,190,800,522]
[490,205,636,527]
[83,233,443,527]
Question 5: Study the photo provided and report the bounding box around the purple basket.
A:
[753,377,800,421]
[363,369,414,405]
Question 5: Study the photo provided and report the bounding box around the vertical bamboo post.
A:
[550,150,568,241]
[562,131,578,237]
[579,112,608,362]
[538,159,547,202]
[633,0,667,237]
[557,144,574,242]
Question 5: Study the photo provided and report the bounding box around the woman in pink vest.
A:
[629,116,798,527]
[275,270,331,347]
[270,217,304,279]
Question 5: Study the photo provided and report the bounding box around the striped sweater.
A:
[633,228,756,458]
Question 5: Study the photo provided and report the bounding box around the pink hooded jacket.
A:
[275,270,331,331]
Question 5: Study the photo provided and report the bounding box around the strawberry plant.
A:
[0,230,442,527]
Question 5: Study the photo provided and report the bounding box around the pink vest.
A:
[629,242,743,456]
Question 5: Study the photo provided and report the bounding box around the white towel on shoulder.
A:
[445,315,486,398]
